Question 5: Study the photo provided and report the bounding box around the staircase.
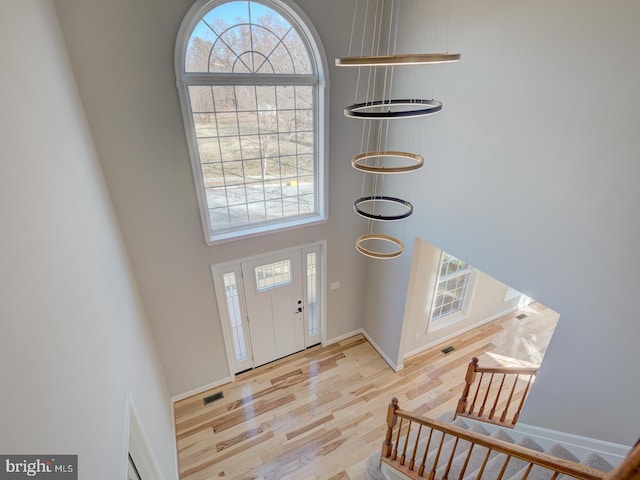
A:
[364,398,632,480]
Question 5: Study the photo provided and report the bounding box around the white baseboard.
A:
[325,329,401,372]
[323,328,364,346]
[171,377,233,403]
[403,306,519,360]
[514,422,631,466]
[173,328,403,404]
[359,329,401,372]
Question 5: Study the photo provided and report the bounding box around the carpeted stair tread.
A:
[365,450,384,480]
[557,452,616,480]
[580,452,615,472]
[436,412,460,424]
[463,433,541,480]
[461,429,517,480]
[454,430,514,480]
[401,418,473,475]
[509,444,580,480]
[434,424,491,479]
[493,436,546,480]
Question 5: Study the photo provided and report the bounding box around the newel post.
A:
[455,357,478,418]
[382,397,399,459]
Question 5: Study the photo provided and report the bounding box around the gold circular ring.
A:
[355,234,404,259]
[336,53,461,67]
[352,151,424,174]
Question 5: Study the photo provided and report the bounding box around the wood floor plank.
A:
[174,302,559,480]
[286,414,335,440]
[216,427,264,452]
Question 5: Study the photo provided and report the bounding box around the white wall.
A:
[362,0,640,445]
[0,1,177,477]
[400,238,520,359]
[44,0,640,448]
[53,0,370,396]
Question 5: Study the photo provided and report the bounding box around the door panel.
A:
[242,251,304,367]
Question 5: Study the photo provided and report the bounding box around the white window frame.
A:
[175,0,329,244]
[429,251,478,330]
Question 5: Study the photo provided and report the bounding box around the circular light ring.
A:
[336,53,461,67]
[344,99,442,119]
[356,234,404,259]
[352,151,425,174]
[353,195,413,221]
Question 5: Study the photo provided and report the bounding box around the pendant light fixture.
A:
[337,0,461,259]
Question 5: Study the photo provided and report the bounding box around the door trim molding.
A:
[211,241,327,378]
[126,398,165,480]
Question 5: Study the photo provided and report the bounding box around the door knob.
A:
[296,307,303,313]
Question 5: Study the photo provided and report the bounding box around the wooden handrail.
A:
[473,365,539,375]
[455,357,538,428]
[382,397,609,480]
[604,442,640,480]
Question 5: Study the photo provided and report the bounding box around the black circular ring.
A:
[353,195,413,221]
[344,99,442,119]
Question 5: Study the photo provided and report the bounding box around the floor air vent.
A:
[441,346,455,355]
[203,391,224,405]
[516,313,528,320]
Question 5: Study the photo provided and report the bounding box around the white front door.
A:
[212,243,324,375]
[241,251,305,367]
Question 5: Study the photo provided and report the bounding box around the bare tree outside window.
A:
[178,0,323,240]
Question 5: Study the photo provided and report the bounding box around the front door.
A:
[241,251,305,367]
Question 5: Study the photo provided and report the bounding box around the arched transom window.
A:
[176,0,327,243]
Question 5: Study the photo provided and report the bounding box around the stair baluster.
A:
[496,454,513,480]
[393,417,403,461]
[469,372,484,415]
[430,433,447,480]
[512,375,533,426]
[418,428,435,476]
[479,373,494,417]
[500,374,520,423]
[489,374,506,420]
[458,443,476,479]
[408,424,422,470]
[442,436,460,480]
[378,397,612,480]
[401,421,413,465]
[456,357,539,428]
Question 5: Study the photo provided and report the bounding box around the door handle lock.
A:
[296,307,303,313]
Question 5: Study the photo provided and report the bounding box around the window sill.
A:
[206,215,327,246]
[429,311,468,333]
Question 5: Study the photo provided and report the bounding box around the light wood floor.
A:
[174,302,559,480]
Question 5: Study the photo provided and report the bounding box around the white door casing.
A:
[212,242,325,376]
